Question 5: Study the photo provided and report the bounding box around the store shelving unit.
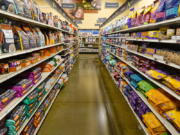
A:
[103,16,180,35]
[17,71,64,134]
[105,42,180,70]
[102,62,149,135]
[79,36,99,54]
[100,5,180,134]
[0,2,79,134]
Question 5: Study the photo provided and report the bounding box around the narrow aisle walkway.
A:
[38,54,145,135]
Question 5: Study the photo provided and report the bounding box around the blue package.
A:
[165,0,180,10]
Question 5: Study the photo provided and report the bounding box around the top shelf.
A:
[0,10,73,34]
[103,16,180,35]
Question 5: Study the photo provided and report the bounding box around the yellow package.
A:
[164,76,180,91]
[165,110,180,131]
[146,70,167,80]
[143,112,167,133]
[146,89,177,112]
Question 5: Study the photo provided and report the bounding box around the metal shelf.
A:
[17,72,63,134]
[33,85,61,135]
[108,51,180,101]
[105,42,180,70]
[103,16,180,35]
[0,43,63,60]
[115,68,179,135]
[0,60,64,121]
[0,50,64,84]
[103,63,149,135]
[126,38,179,44]
[0,10,73,34]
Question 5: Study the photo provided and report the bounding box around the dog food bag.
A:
[13,26,30,50]
[0,24,16,53]
[14,0,25,16]
[0,0,17,13]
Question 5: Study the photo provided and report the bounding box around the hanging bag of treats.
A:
[0,24,16,53]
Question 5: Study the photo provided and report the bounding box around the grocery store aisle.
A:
[38,54,144,135]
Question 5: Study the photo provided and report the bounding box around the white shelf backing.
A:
[0,60,64,121]
[108,51,180,101]
[0,10,72,34]
[102,62,149,135]
[17,72,63,134]
[0,50,64,84]
[0,43,64,60]
[103,16,180,35]
[105,42,180,70]
[33,85,61,135]
[115,68,179,135]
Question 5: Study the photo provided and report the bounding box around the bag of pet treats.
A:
[13,26,30,50]
[13,0,25,16]
[0,0,17,13]
[0,24,16,53]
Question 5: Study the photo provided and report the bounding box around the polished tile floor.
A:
[38,54,145,135]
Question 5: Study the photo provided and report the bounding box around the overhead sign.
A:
[105,2,119,8]
[97,18,106,23]
[75,20,82,24]
[62,3,75,8]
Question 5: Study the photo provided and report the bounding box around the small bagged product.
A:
[0,0,17,13]
[0,63,9,74]
[8,60,22,72]
[0,89,16,110]
[0,24,16,53]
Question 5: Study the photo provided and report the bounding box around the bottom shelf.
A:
[102,60,149,135]
[33,88,61,135]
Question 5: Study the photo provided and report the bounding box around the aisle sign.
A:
[62,3,75,9]
[105,2,119,8]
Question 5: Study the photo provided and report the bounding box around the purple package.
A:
[12,79,33,97]
[0,89,16,110]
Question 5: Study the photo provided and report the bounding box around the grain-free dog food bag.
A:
[0,0,17,13]
[0,24,16,53]
[23,27,37,48]
[13,26,30,50]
